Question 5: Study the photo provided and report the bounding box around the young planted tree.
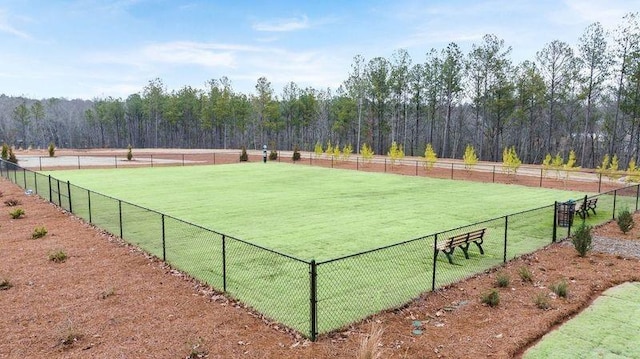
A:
[387,141,404,165]
[341,144,353,161]
[563,150,577,180]
[502,146,522,176]
[627,158,640,182]
[1,143,8,160]
[314,141,323,157]
[325,140,333,158]
[463,144,478,170]
[361,143,374,163]
[542,153,552,177]
[551,153,564,179]
[424,143,437,170]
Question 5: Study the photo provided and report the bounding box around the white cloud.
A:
[0,9,31,39]
[253,15,310,32]
[142,42,237,68]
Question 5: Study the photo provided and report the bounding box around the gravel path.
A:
[591,235,640,259]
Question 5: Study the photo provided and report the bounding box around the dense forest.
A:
[2,12,640,169]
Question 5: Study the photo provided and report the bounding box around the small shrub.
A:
[9,208,25,219]
[48,142,56,157]
[1,143,8,159]
[269,150,278,161]
[572,222,593,257]
[0,278,12,290]
[49,250,68,263]
[99,287,115,299]
[496,272,510,288]
[239,146,248,162]
[356,323,384,359]
[4,198,20,206]
[187,337,208,359]
[8,147,17,164]
[518,266,533,283]
[126,145,133,161]
[550,279,569,298]
[481,289,500,307]
[292,145,301,161]
[534,292,550,309]
[58,320,82,348]
[32,226,48,239]
[616,207,634,234]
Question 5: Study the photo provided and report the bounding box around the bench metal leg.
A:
[473,240,485,255]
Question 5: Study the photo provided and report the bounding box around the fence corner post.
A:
[309,259,317,342]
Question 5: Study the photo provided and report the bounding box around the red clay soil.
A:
[1,150,639,358]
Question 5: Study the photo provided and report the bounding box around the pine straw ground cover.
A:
[2,178,640,358]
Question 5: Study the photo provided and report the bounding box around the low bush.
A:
[4,198,20,207]
[292,145,301,161]
[239,147,248,162]
[32,226,48,239]
[518,266,533,283]
[495,272,510,288]
[48,142,56,157]
[1,143,8,159]
[126,145,133,161]
[481,290,500,307]
[534,292,550,309]
[49,250,68,263]
[8,147,17,164]
[550,279,569,298]
[616,207,634,234]
[9,208,25,219]
[269,150,278,161]
[572,222,593,257]
[0,278,12,290]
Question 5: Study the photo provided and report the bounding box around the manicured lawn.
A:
[46,162,586,261]
[524,282,640,358]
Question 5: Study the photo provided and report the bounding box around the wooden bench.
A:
[436,228,486,264]
[575,198,598,219]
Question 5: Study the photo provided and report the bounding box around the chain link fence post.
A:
[431,234,438,291]
[309,259,317,342]
[67,181,72,213]
[162,214,166,261]
[222,235,227,292]
[503,216,508,263]
[552,201,558,242]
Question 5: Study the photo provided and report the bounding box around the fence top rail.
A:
[317,233,434,265]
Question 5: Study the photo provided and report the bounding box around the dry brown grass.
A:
[356,323,385,359]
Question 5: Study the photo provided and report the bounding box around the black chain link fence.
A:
[1,158,638,341]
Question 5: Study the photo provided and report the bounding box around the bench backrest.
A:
[446,228,485,247]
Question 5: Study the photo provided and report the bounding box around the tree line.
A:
[1,12,640,169]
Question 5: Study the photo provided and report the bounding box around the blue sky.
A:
[1,0,639,100]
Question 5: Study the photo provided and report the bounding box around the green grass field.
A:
[524,282,640,358]
[22,162,627,335]
[47,162,587,260]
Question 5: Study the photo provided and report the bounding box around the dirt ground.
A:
[1,149,639,358]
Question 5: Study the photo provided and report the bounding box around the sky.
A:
[1,0,639,100]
